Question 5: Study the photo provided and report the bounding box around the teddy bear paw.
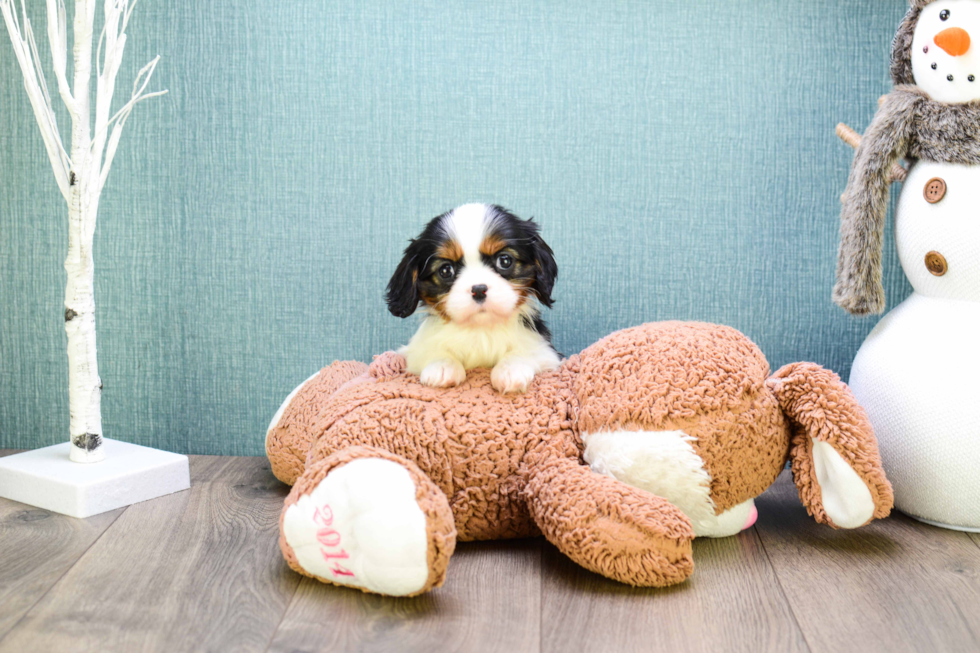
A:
[491,360,536,394]
[420,359,467,388]
[281,458,432,596]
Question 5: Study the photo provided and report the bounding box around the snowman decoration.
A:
[836,0,980,531]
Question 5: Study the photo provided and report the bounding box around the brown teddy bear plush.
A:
[266,322,893,596]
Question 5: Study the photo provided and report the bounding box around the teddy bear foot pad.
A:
[281,457,439,596]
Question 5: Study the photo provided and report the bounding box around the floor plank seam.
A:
[0,504,130,647]
[538,539,543,653]
[752,525,814,653]
[949,597,980,649]
[261,574,304,653]
[968,534,980,554]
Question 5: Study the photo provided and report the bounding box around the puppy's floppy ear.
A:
[529,224,558,308]
[386,239,425,318]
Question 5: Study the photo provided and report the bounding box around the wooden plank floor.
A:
[2,451,979,653]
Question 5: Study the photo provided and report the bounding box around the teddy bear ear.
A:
[767,363,894,529]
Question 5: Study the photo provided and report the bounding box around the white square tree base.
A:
[0,438,190,518]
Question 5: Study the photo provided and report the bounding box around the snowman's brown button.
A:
[924,177,947,203]
[925,251,948,276]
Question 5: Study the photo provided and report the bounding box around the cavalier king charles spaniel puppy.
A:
[386,203,560,393]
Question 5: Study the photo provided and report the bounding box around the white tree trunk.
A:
[2,0,166,464]
[65,0,103,463]
[65,190,104,462]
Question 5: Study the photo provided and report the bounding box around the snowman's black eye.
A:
[941,9,950,20]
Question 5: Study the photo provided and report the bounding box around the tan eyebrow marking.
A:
[436,239,463,261]
[479,234,507,257]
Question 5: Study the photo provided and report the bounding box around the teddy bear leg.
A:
[768,362,894,529]
[279,446,456,597]
[524,456,695,587]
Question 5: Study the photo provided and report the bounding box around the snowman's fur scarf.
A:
[836,85,980,314]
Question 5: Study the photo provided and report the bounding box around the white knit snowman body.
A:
[849,160,980,531]
[848,1,980,531]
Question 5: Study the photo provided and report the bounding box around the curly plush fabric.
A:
[573,322,790,513]
[269,322,893,593]
[523,456,695,586]
[267,360,370,485]
[767,363,894,528]
[301,363,579,541]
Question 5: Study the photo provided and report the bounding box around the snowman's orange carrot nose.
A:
[935,27,971,56]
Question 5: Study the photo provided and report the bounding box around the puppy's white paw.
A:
[491,360,536,394]
[420,359,466,388]
[282,458,430,596]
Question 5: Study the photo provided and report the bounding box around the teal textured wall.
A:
[0,1,911,455]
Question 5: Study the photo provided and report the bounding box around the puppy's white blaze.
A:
[811,438,876,529]
[282,458,430,596]
[443,203,492,261]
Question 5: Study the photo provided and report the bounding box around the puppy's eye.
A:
[495,254,514,270]
[941,9,950,20]
[438,263,455,280]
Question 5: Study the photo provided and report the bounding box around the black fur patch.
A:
[386,211,459,318]
[519,312,561,357]
[481,205,558,308]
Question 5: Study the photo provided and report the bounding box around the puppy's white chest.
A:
[404,314,546,373]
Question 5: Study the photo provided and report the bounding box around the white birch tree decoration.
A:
[1,0,167,463]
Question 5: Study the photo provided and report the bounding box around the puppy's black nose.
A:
[471,284,488,302]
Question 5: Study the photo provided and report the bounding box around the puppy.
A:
[386,203,561,393]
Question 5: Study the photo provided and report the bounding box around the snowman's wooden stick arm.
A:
[836,123,908,184]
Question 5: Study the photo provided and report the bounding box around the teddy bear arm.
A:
[267,360,372,485]
[768,362,894,529]
[523,456,695,587]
